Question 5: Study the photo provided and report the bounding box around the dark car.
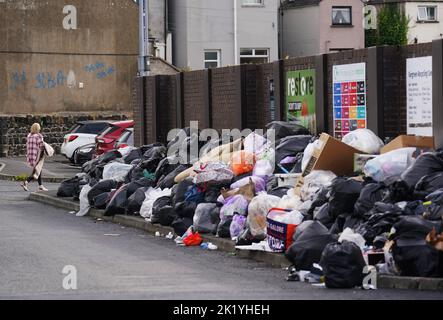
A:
[73,143,96,166]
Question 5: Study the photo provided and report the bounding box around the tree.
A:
[365,4,409,47]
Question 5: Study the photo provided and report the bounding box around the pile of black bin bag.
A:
[57,122,443,288]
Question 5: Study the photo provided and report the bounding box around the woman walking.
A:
[21,123,48,192]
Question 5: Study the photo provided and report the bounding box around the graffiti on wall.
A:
[10,70,66,90]
[85,62,115,79]
[9,63,115,91]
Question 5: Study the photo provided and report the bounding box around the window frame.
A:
[417,5,438,22]
[331,6,353,26]
[239,48,270,64]
[241,0,264,7]
[204,50,221,69]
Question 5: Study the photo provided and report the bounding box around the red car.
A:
[95,120,134,156]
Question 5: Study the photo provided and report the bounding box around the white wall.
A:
[405,2,443,44]
[237,0,279,62]
[281,6,320,58]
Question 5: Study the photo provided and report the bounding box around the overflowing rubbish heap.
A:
[57,122,443,289]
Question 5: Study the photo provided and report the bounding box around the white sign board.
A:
[407,56,433,136]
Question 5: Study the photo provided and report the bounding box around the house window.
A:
[332,6,352,26]
[240,48,269,64]
[204,50,221,69]
[241,0,264,6]
[418,6,437,22]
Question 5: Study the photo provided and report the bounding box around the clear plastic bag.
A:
[342,129,384,154]
[247,193,281,237]
[301,170,337,202]
[364,148,416,183]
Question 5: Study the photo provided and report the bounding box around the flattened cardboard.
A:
[302,133,362,177]
[381,135,434,154]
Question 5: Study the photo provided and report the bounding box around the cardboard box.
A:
[302,133,363,177]
[381,135,434,154]
[354,154,378,174]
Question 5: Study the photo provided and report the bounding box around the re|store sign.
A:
[286,69,316,134]
[406,56,433,137]
[332,63,366,139]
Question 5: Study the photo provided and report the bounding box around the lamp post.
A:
[137,0,150,77]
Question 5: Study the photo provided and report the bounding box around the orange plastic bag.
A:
[183,231,203,246]
[230,151,256,176]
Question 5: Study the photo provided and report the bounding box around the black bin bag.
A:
[193,203,221,234]
[88,179,118,206]
[217,216,233,238]
[126,187,148,216]
[150,196,172,225]
[354,183,388,217]
[275,135,312,165]
[320,241,366,289]
[414,172,443,200]
[401,151,443,189]
[104,184,129,216]
[285,221,337,271]
[329,178,363,219]
[57,177,80,198]
[172,217,193,237]
[93,192,110,209]
[391,216,442,277]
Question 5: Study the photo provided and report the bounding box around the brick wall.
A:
[382,43,432,138]
[157,75,178,143]
[211,66,242,131]
[183,71,209,128]
[133,77,144,147]
[145,77,156,144]
[133,42,440,146]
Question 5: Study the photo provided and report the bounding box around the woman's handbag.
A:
[44,142,55,157]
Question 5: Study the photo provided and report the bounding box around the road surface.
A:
[0,180,442,300]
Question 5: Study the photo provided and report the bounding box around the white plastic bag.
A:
[118,146,137,158]
[139,187,172,219]
[102,162,133,182]
[277,188,303,210]
[267,209,304,225]
[300,170,337,201]
[76,184,92,217]
[244,132,270,156]
[342,129,384,154]
[247,193,281,237]
[363,148,416,183]
[253,159,274,177]
[301,139,321,172]
[338,228,366,250]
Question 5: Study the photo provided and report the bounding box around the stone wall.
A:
[0,112,131,157]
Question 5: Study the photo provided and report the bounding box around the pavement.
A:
[1,179,443,299]
[0,155,80,183]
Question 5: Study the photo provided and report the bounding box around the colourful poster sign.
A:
[285,69,316,134]
[332,63,366,140]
